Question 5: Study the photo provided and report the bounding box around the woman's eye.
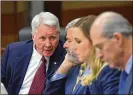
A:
[76,39,81,44]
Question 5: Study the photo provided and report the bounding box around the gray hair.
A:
[97,11,132,38]
[65,18,81,31]
[65,18,81,63]
[31,12,60,34]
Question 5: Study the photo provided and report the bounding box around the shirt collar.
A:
[33,46,42,61]
[125,55,132,74]
[33,46,50,62]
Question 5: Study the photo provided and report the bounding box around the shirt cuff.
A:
[50,73,67,81]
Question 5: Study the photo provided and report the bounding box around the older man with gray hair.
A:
[90,11,132,94]
[1,12,66,95]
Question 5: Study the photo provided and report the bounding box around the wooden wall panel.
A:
[62,1,132,10]
[1,14,17,50]
[1,1,15,14]
[62,5,132,27]
[16,11,29,32]
[44,1,62,26]
[1,34,18,48]
[1,1,29,56]
[1,11,28,47]
[1,14,17,35]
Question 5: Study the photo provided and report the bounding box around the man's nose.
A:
[45,39,52,47]
[63,42,69,49]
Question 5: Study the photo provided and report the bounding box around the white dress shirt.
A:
[19,47,49,94]
[1,83,8,94]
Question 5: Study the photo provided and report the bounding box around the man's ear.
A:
[32,34,35,40]
[113,32,124,46]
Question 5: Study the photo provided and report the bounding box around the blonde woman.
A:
[44,15,121,94]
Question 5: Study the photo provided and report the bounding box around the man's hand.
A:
[57,53,75,74]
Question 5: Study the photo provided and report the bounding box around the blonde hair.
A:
[81,47,105,86]
[71,15,106,86]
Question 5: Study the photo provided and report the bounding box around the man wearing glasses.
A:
[90,11,132,94]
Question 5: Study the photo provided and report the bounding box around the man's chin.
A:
[108,63,119,69]
[43,51,53,57]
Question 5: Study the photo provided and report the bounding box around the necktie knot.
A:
[41,56,46,64]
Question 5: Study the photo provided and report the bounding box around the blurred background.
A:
[1,1,132,55]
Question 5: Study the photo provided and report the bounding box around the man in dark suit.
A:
[90,11,132,94]
[1,12,66,95]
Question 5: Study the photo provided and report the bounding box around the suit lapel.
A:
[47,59,60,77]
[47,41,66,76]
[11,41,33,94]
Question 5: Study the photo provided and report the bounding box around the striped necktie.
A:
[28,56,46,95]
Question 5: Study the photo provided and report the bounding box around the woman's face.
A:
[70,27,92,63]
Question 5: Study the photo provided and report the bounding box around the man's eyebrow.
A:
[51,35,57,37]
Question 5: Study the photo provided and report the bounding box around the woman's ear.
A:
[113,32,124,46]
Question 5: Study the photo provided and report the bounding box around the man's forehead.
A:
[91,26,101,38]
[38,24,56,31]
[91,30,105,46]
[36,28,58,36]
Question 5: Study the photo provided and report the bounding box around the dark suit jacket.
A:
[88,65,121,94]
[1,40,66,95]
[44,65,121,94]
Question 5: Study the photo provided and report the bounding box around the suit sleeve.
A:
[102,70,120,94]
[51,73,66,81]
[1,45,10,88]
[98,66,121,94]
[44,73,66,95]
[88,66,121,94]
